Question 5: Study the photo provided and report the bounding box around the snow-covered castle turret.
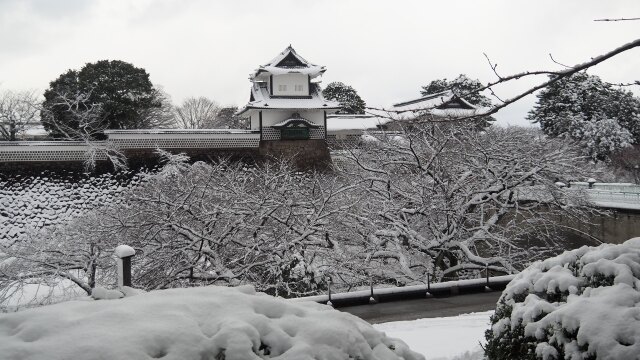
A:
[237,46,341,141]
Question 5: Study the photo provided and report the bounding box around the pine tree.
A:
[527,72,640,160]
[322,82,366,114]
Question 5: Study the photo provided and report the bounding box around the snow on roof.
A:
[0,285,423,360]
[237,83,340,115]
[326,114,392,131]
[272,116,319,128]
[252,45,326,79]
[384,91,487,121]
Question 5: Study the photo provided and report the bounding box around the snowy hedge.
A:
[0,285,423,360]
[484,238,640,360]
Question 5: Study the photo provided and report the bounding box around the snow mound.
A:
[0,285,424,360]
[485,238,640,360]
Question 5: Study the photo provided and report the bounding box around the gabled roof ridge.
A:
[263,45,315,68]
[392,90,454,108]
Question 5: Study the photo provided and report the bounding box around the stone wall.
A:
[259,139,332,170]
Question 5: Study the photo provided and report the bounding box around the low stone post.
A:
[587,178,597,189]
[115,245,135,289]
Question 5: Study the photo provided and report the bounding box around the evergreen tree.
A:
[527,72,640,160]
[421,74,492,107]
[322,82,366,114]
[421,74,494,128]
[42,60,161,138]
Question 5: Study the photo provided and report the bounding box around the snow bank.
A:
[0,285,424,360]
[375,311,491,360]
[485,238,640,360]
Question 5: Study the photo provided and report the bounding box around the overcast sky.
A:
[1,0,638,126]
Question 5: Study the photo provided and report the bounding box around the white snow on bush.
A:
[491,238,640,360]
[0,285,424,360]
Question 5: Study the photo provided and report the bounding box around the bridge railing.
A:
[292,274,516,307]
[585,190,640,205]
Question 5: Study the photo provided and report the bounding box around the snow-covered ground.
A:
[0,285,425,360]
[375,312,490,360]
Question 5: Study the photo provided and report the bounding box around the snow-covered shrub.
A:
[0,285,424,360]
[484,238,640,360]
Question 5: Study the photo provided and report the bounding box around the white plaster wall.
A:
[251,113,260,130]
[270,74,309,96]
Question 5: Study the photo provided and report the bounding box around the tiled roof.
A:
[238,83,340,115]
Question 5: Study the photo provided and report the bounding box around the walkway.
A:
[338,291,501,324]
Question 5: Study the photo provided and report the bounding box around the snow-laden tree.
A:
[322,82,366,114]
[421,74,492,108]
[0,89,40,141]
[0,153,366,304]
[42,60,162,138]
[527,72,640,160]
[420,74,494,128]
[336,124,596,283]
[40,89,127,170]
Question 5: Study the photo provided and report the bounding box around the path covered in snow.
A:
[375,312,491,360]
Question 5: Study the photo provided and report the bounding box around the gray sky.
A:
[1,0,639,126]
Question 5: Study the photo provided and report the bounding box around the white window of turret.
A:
[295,84,304,92]
[278,84,287,91]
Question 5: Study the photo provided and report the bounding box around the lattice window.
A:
[262,126,325,141]
[261,127,281,141]
[0,150,107,162]
[309,127,325,140]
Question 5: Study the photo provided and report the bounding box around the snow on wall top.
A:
[0,285,424,360]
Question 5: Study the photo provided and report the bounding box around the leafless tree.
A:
[367,38,640,123]
[40,88,126,171]
[174,97,221,129]
[0,89,40,141]
[335,123,598,283]
[0,152,365,306]
[136,87,177,129]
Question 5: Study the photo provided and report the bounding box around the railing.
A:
[293,275,516,308]
[586,190,640,207]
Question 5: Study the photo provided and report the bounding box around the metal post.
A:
[369,277,377,304]
[327,276,333,306]
[485,263,492,292]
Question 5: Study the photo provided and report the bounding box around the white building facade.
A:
[237,46,341,141]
